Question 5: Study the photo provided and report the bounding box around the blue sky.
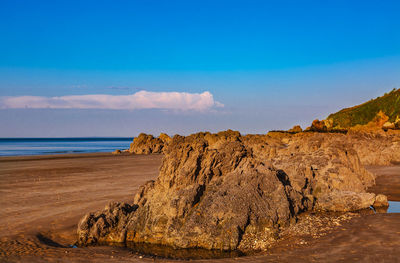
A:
[0,0,399,137]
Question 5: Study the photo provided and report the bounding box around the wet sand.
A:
[0,154,399,262]
[0,153,162,262]
[366,165,400,201]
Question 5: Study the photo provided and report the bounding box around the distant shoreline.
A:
[0,137,133,157]
[0,137,133,141]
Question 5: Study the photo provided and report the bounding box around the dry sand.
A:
[0,153,399,262]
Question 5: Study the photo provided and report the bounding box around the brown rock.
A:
[267,133,375,197]
[309,119,328,132]
[382,122,395,130]
[129,133,164,154]
[315,191,376,212]
[112,149,121,155]
[77,130,386,251]
[77,202,137,244]
[159,133,171,144]
[372,111,389,128]
[123,132,309,250]
[349,130,400,165]
[373,194,389,208]
[288,125,302,133]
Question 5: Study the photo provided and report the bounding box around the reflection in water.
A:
[374,206,389,213]
[388,201,400,213]
[106,242,247,260]
[371,201,400,214]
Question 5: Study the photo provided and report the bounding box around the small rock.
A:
[112,149,122,155]
[373,194,389,208]
[309,119,328,132]
[316,191,376,212]
[129,133,165,154]
[288,125,302,133]
[382,122,395,130]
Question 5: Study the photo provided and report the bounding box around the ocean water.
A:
[0,138,133,156]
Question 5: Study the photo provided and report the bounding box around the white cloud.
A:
[0,91,224,111]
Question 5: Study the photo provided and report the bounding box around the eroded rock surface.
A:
[349,130,400,165]
[78,130,390,251]
[78,202,137,244]
[129,133,170,154]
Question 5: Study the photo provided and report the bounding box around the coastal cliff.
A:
[327,88,400,129]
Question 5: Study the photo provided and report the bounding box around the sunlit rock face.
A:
[129,133,170,154]
[78,130,388,251]
[349,130,400,166]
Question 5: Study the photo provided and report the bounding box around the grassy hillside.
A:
[327,88,400,128]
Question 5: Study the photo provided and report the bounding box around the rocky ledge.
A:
[77,130,390,251]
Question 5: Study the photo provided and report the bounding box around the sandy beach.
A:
[2,0,399,261]
[1,153,399,262]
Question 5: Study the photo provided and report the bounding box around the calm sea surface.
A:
[0,138,133,156]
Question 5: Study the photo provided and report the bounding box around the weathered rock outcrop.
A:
[245,132,377,211]
[80,131,309,250]
[77,130,388,251]
[129,133,170,154]
[77,202,137,244]
[348,130,400,165]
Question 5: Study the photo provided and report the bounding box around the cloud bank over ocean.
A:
[0,91,223,111]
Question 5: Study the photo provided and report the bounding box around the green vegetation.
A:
[327,88,400,128]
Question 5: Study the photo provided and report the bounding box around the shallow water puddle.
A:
[388,201,400,213]
[95,203,400,260]
[372,201,400,213]
[106,242,247,260]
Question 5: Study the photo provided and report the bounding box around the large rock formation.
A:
[243,132,379,212]
[265,133,376,211]
[129,133,170,154]
[77,130,388,251]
